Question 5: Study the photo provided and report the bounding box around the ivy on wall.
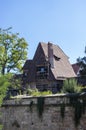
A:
[69,94,86,126]
[12,120,20,128]
[37,97,45,118]
[60,102,65,119]
[29,101,33,112]
[60,94,86,127]
[28,94,86,127]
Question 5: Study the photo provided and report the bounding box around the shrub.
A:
[40,90,52,96]
[26,88,52,96]
[26,88,40,96]
[62,78,82,93]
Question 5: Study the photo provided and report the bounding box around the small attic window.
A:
[54,55,61,61]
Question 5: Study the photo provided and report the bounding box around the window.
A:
[54,55,60,61]
[40,68,45,72]
[36,65,49,79]
[23,70,28,77]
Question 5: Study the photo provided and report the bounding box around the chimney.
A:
[48,42,54,68]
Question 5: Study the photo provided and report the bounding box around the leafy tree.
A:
[77,46,86,78]
[0,74,11,105]
[0,27,28,75]
[0,74,12,130]
[10,75,22,89]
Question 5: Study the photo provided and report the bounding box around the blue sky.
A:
[0,0,86,64]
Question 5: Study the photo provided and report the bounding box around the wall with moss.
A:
[0,93,86,130]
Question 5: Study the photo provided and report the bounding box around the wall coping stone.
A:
[2,92,86,107]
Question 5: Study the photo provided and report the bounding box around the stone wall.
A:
[0,93,86,130]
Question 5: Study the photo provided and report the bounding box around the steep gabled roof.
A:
[33,43,46,64]
[23,60,36,82]
[23,60,31,70]
[40,42,76,79]
[40,42,68,60]
[23,42,76,82]
[72,63,80,75]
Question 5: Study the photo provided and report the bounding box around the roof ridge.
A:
[39,42,69,59]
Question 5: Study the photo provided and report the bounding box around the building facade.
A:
[22,42,76,93]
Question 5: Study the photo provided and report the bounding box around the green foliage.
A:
[77,46,86,79]
[26,88,52,96]
[12,120,20,128]
[62,78,82,93]
[0,27,28,75]
[74,99,82,126]
[40,91,52,96]
[0,74,11,106]
[26,88,39,96]
[60,102,65,119]
[26,89,46,118]
[59,94,86,127]
[37,97,45,118]
[69,95,86,127]
[29,101,33,112]
[0,125,3,130]
[10,75,22,89]
[0,74,11,130]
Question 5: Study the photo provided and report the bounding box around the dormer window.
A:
[54,55,60,61]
